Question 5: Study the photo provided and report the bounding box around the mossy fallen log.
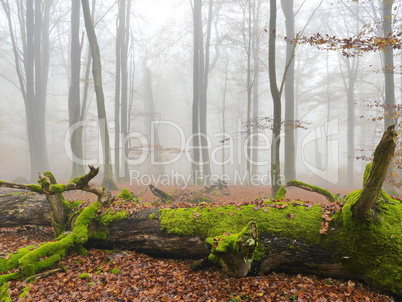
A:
[1,187,402,296]
[80,191,402,296]
[0,126,401,299]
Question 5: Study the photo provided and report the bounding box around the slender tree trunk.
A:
[4,0,51,180]
[114,0,131,181]
[80,0,96,123]
[81,0,118,190]
[251,0,261,181]
[25,0,36,180]
[22,0,51,180]
[68,0,85,178]
[246,1,253,186]
[120,0,131,180]
[34,0,48,175]
[268,0,282,198]
[221,60,228,176]
[200,0,213,183]
[192,0,202,185]
[114,1,122,180]
[281,0,296,182]
[383,0,395,128]
[347,69,356,187]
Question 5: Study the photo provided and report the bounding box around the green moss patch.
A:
[0,201,102,285]
[117,189,134,201]
[18,286,31,298]
[98,210,128,226]
[339,190,402,294]
[275,186,287,199]
[160,202,325,261]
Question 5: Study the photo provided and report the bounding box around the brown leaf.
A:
[286,213,296,219]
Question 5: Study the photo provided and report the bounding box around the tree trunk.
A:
[192,0,202,185]
[268,0,282,198]
[68,0,85,178]
[1,0,51,180]
[383,0,395,128]
[281,0,296,183]
[251,0,262,181]
[200,0,213,182]
[114,0,131,181]
[81,0,118,190]
[351,124,397,218]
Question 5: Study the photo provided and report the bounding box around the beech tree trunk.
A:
[81,0,118,190]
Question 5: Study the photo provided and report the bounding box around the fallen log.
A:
[0,193,50,227]
[1,185,402,296]
[0,126,401,298]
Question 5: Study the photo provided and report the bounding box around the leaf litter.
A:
[0,185,396,301]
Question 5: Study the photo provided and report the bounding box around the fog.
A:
[0,0,399,189]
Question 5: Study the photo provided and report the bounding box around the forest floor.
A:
[0,185,396,301]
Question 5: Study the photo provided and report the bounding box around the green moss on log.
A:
[339,190,402,294]
[98,210,128,226]
[362,163,372,187]
[0,272,19,301]
[18,286,30,299]
[117,189,134,201]
[49,184,69,194]
[160,201,325,261]
[27,185,43,193]
[205,221,257,277]
[0,282,10,302]
[0,246,35,273]
[18,201,102,276]
[275,186,287,199]
[0,201,102,286]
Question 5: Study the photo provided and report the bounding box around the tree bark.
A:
[383,0,395,128]
[351,124,397,218]
[1,0,51,180]
[81,0,118,190]
[68,0,85,179]
[0,193,50,227]
[282,0,296,183]
[268,0,282,198]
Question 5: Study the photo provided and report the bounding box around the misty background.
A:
[0,0,399,189]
